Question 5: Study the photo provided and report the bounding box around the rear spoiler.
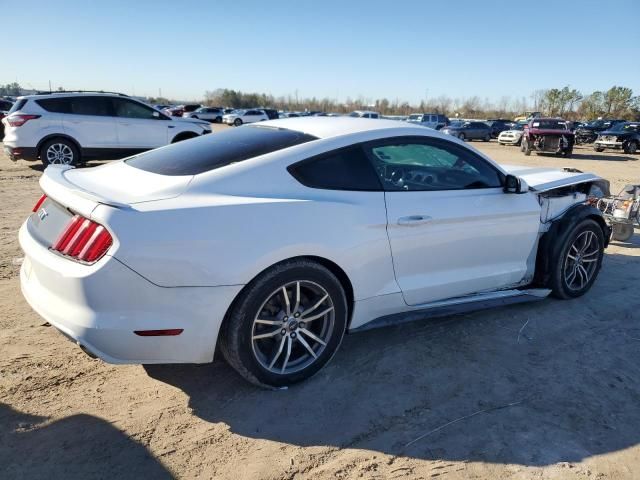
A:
[40,166,131,217]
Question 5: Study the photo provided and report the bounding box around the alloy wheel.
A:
[564,230,600,291]
[251,280,335,375]
[46,143,74,165]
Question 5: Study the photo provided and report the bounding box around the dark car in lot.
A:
[594,122,640,154]
[165,104,202,117]
[260,108,279,120]
[0,98,14,138]
[487,119,514,138]
[440,121,492,141]
[521,118,574,157]
[575,119,625,144]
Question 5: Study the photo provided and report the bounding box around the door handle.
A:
[397,215,433,226]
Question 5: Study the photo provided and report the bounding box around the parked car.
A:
[594,122,640,154]
[18,117,610,388]
[487,119,514,138]
[222,109,269,126]
[154,104,172,111]
[407,113,449,130]
[184,107,224,123]
[0,98,12,139]
[521,118,574,157]
[349,110,380,119]
[575,119,626,144]
[497,122,526,145]
[2,92,212,166]
[440,121,492,141]
[165,104,202,117]
[223,108,235,114]
[260,108,279,120]
[279,112,301,118]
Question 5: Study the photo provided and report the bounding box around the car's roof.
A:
[261,116,426,139]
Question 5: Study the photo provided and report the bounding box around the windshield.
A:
[531,120,567,130]
[611,123,639,132]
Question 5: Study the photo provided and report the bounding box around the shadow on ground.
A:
[0,403,172,479]
[146,248,640,467]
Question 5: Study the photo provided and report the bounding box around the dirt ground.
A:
[1,128,639,480]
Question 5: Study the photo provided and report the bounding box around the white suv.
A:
[2,92,212,166]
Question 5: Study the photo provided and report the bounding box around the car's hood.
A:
[171,116,209,126]
[499,129,522,135]
[499,164,609,194]
[598,129,630,137]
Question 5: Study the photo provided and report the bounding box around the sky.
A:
[1,0,639,104]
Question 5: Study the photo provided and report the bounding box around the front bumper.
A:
[595,141,623,149]
[19,221,243,364]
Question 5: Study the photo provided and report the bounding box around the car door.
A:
[365,136,540,306]
[111,98,168,149]
[61,96,118,149]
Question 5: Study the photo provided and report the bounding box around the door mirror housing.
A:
[504,174,529,194]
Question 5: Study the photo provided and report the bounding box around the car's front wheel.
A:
[458,133,466,141]
[549,218,605,299]
[220,260,347,388]
[234,118,243,127]
[41,138,79,167]
[624,141,638,154]
[594,146,605,152]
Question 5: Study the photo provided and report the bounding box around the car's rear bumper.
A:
[4,145,38,161]
[19,221,243,364]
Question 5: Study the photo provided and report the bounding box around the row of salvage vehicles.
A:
[499,117,640,157]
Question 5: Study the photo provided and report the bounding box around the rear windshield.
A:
[126,125,318,176]
[8,99,26,113]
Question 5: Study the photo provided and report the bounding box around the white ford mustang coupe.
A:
[20,117,611,387]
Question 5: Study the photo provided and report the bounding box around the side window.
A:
[112,98,156,119]
[288,146,382,191]
[36,98,71,113]
[68,96,112,116]
[366,138,503,191]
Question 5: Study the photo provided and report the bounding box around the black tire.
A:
[560,149,573,158]
[219,259,348,388]
[215,116,222,123]
[234,118,242,127]
[483,134,490,142]
[458,133,466,141]
[623,141,638,155]
[594,146,605,152]
[40,138,80,167]
[611,223,634,242]
[522,138,532,156]
[548,218,605,299]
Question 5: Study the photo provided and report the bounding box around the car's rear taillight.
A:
[7,114,41,127]
[32,194,48,212]
[51,214,113,263]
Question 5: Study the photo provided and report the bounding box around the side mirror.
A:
[504,174,529,194]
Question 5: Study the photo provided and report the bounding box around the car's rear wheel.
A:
[483,134,490,142]
[219,260,347,388]
[215,116,222,123]
[458,133,466,141]
[611,223,634,242]
[41,138,79,167]
[548,218,605,299]
[234,118,242,127]
[594,146,605,152]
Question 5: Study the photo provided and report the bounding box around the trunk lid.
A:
[40,162,193,211]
